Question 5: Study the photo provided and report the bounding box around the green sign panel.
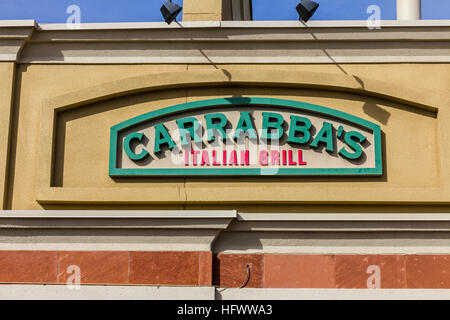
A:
[109,97,382,176]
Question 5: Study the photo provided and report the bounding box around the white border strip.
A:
[218,288,450,300]
[35,20,450,30]
[0,210,237,219]
[1,285,449,300]
[0,211,447,221]
[0,20,35,27]
[37,21,221,30]
[238,213,450,221]
[0,284,215,300]
[3,19,450,31]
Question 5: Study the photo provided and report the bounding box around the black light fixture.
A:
[160,0,183,24]
[296,0,319,23]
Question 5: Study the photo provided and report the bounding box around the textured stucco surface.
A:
[5,63,449,209]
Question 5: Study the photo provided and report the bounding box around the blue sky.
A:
[0,0,448,23]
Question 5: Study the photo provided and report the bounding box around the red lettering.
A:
[229,150,238,165]
[223,150,227,166]
[191,150,200,166]
[288,150,297,165]
[201,150,210,166]
[298,149,307,165]
[259,150,268,166]
[271,150,280,165]
[241,150,250,166]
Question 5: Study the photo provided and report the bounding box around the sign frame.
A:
[109,97,383,176]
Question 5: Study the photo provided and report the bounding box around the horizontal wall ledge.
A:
[20,40,450,64]
[0,20,36,28]
[37,21,222,31]
[0,210,237,219]
[0,19,445,64]
[0,21,34,61]
[238,213,450,221]
[214,213,450,254]
[0,210,236,229]
[1,211,450,252]
[29,25,450,42]
[220,20,450,28]
[0,284,215,300]
[232,215,450,232]
[217,288,450,300]
[36,20,450,30]
[0,210,236,251]
[2,285,450,300]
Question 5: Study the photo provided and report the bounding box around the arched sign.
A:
[109,97,382,176]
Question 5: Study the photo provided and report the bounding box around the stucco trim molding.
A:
[217,288,450,300]
[20,20,450,64]
[2,211,450,253]
[216,213,450,254]
[1,20,449,64]
[0,284,215,300]
[0,210,236,251]
[237,213,450,221]
[233,213,450,232]
[0,24,34,62]
[1,285,450,300]
[37,69,441,204]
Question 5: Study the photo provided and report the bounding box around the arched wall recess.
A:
[43,69,440,113]
[37,69,442,204]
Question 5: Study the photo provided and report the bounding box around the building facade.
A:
[0,0,449,299]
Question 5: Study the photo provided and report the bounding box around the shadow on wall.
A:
[353,75,391,125]
[296,24,395,126]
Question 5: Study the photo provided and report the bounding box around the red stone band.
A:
[0,251,447,289]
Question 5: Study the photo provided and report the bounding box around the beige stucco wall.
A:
[4,63,449,210]
[183,0,223,21]
[0,62,15,210]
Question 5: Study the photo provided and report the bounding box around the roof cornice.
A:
[0,20,449,64]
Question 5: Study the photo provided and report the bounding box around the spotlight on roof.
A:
[160,0,183,24]
[296,0,319,23]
